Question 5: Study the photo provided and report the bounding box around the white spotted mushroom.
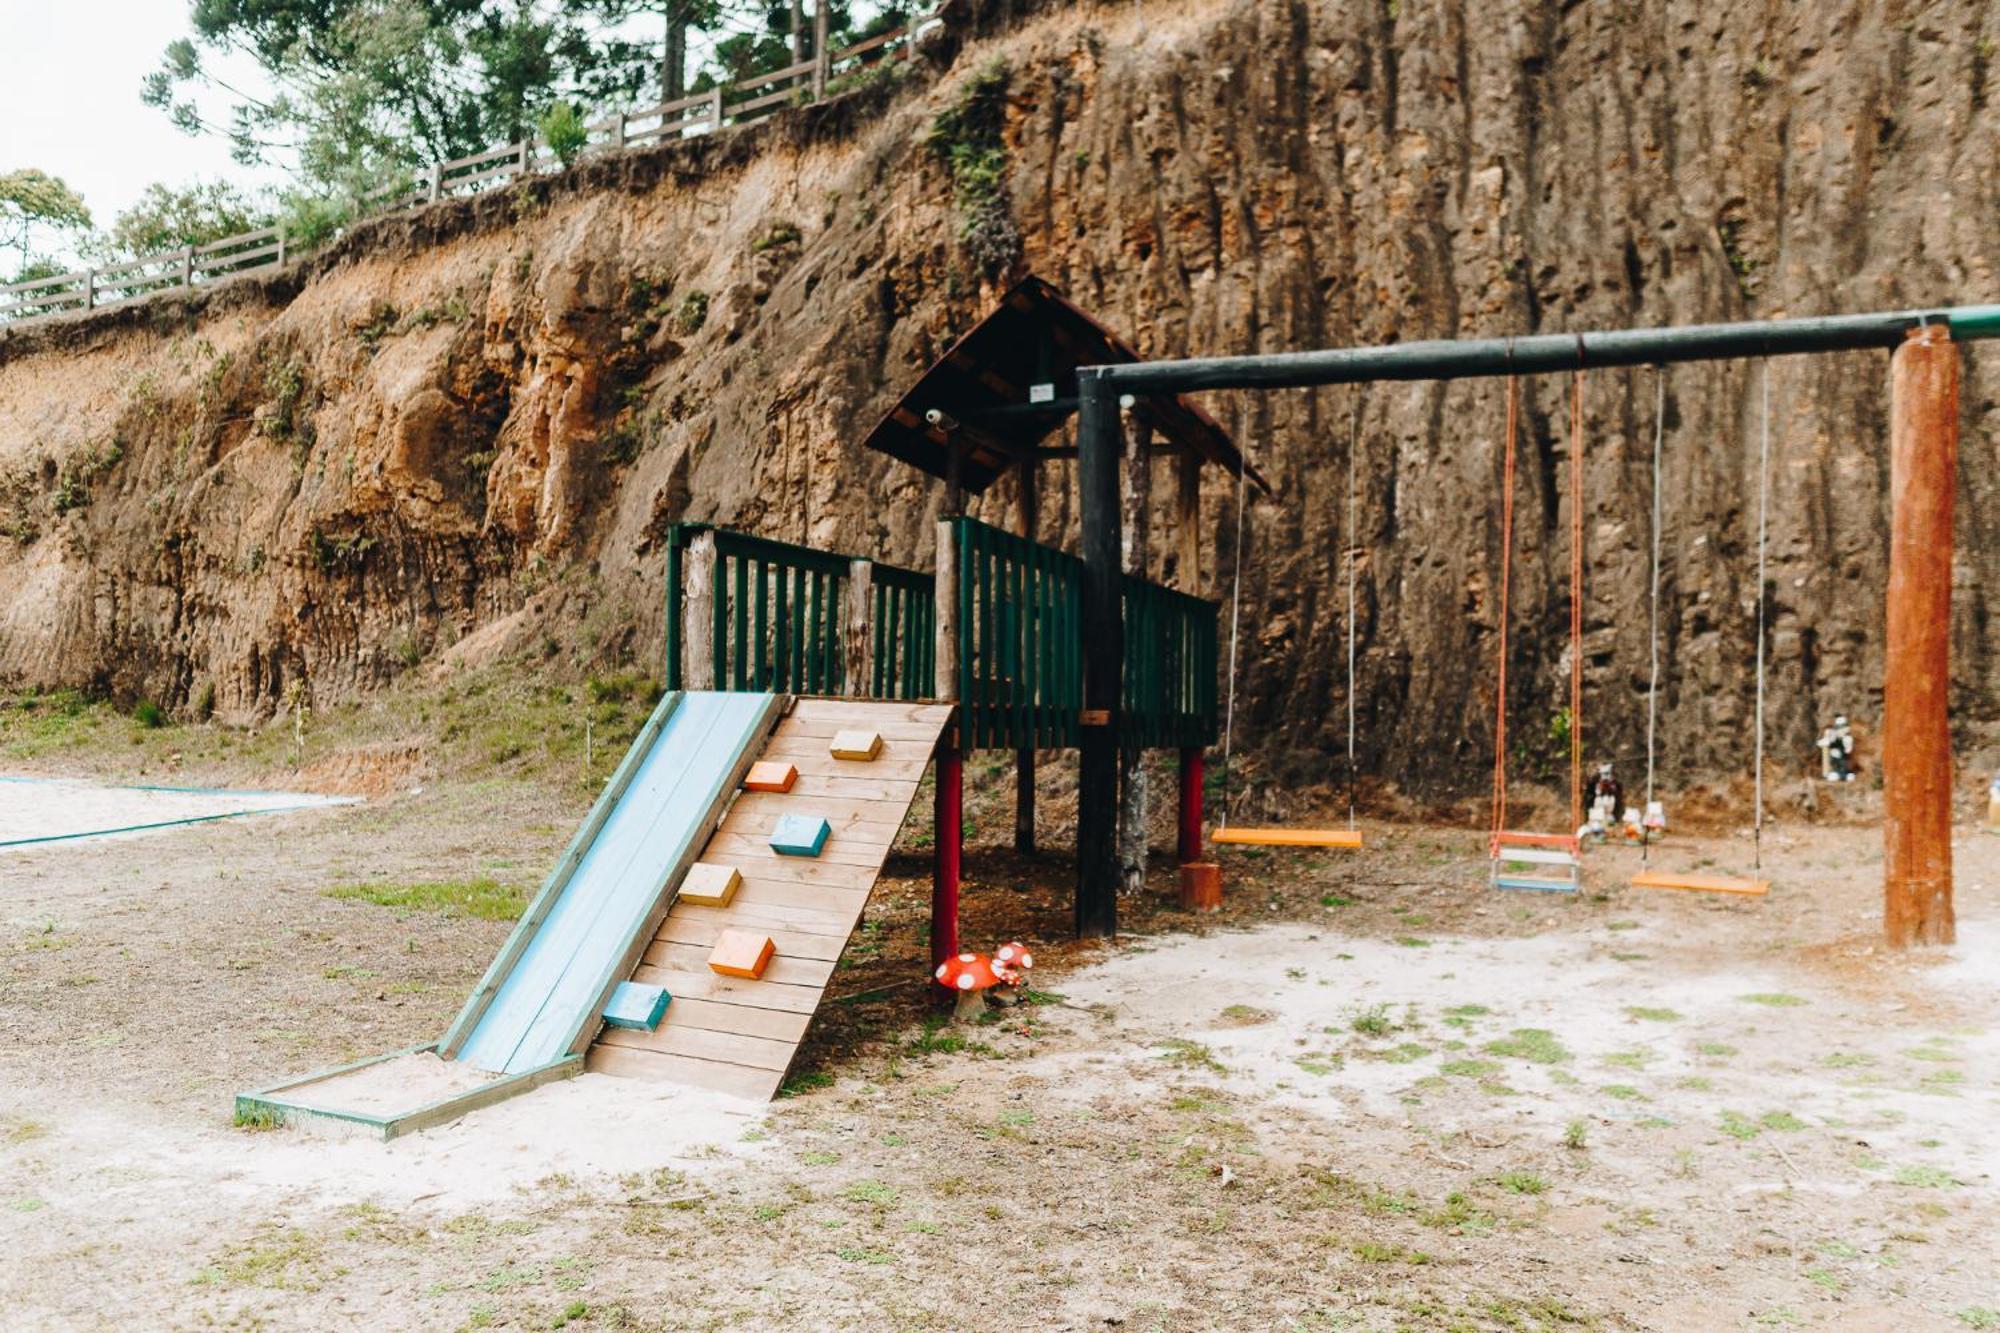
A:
[933,952,1000,1021]
[991,941,1034,1005]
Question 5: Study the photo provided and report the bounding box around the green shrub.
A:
[133,700,165,728]
[539,102,589,167]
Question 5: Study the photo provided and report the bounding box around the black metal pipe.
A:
[1092,304,2000,396]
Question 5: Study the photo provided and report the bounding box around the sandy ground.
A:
[0,773,353,847]
[0,761,1997,1330]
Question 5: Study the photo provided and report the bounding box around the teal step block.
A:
[602,981,671,1031]
[770,814,831,857]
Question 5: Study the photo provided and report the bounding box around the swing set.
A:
[1068,302,1996,942]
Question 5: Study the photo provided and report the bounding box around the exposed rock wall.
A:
[1,0,1995,795]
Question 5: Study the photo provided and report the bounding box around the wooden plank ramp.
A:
[586,698,953,1100]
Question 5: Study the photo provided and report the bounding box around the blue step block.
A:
[602,981,672,1030]
[770,814,831,857]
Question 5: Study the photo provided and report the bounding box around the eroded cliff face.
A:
[1,0,1995,793]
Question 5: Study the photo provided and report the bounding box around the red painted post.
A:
[931,746,963,971]
[1177,746,1204,864]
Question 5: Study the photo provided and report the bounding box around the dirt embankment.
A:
[1,0,1996,795]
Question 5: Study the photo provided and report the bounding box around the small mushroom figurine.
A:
[934,952,1001,1021]
[990,941,1034,1006]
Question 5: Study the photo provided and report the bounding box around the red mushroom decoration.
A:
[934,952,1001,1021]
[991,941,1034,1005]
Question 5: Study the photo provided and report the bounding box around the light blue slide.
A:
[443,690,782,1076]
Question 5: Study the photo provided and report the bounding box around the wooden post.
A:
[1015,463,1038,853]
[684,530,718,690]
[709,86,724,128]
[845,559,874,696]
[1118,406,1153,895]
[1178,747,1204,863]
[427,163,441,203]
[933,518,962,973]
[276,225,287,268]
[790,0,805,65]
[612,112,626,150]
[1883,325,1958,948]
[1076,373,1122,937]
[1175,442,1204,865]
[812,1,831,98]
[180,246,193,290]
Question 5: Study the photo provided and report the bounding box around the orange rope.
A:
[1490,377,1520,847]
[1569,372,1585,838]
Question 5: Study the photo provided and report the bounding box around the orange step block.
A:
[743,761,798,793]
[707,929,776,979]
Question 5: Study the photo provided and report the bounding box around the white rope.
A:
[1643,370,1664,864]
[1219,437,1249,831]
[1754,361,1770,867]
[1346,396,1359,829]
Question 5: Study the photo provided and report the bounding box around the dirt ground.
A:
[2,715,1998,1330]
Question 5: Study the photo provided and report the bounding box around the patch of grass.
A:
[1563,1119,1589,1150]
[1422,1191,1496,1232]
[1350,1004,1399,1037]
[195,1228,323,1289]
[1698,1042,1738,1059]
[1495,1171,1547,1196]
[836,1246,896,1265]
[1893,1165,1957,1189]
[780,1070,835,1096]
[1218,1004,1273,1026]
[1601,1049,1656,1070]
[133,699,165,729]
[1759,1110,1808,1132]
[1351,1240,1430,1264]
[1624,1006,1681,1023]
[1484,1028,1572,1064]
[323,877,525,921]
[1395,936,1431,949]
[232,1103,284,1132]
[1440,1058,1501,1079]
[843,1180,899,1208]
[1157,1038,1225,1074]
[1319,894,1357,907]
[1739,992,1809,1007]
[1955,1307,1999,1330]
[1719,1111,1761,1140]
[1601,1084,1647,1102]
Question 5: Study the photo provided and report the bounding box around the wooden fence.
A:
[1,19,928,329]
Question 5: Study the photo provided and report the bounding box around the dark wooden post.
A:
[1015,462,1038,853]
[932,514,963,971]
[1883,325,1958,948]
[1118,406,1152,894]
[1176,447,1204,865]
[1076,372,1122,937]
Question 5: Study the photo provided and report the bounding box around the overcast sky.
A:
[2,1,286,237]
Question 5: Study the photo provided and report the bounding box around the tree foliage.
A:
[101,181,270,260]
[1,170,93,273]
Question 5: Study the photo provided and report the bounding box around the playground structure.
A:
[238,277,1245,1132]
[240,282,1998,1137]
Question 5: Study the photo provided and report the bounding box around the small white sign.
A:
[1028,382,1056,404]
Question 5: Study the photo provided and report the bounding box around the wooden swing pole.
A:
[1883,325,1957,948]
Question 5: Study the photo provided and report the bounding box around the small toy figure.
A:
[1816,715,1857,782]
[1588,762,1624,817]
[1619,806,1645,843]
[1642,800,1668,838]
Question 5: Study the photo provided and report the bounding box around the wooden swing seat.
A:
[1212,827,1364,849]
[1630,869,1769,897]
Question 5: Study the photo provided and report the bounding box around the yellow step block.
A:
[679,862,741,907]
[829,729,882,761]
[708,929,775,979]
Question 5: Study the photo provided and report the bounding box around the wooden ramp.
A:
[587,698,953,1099]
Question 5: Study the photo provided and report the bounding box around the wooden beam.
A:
[1883,325,1957,948]
[844,559,873,696]
[1118,407,1152,895]
[1016,462,1038,854]
[1076,374,1122,937]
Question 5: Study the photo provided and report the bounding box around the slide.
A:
[237,692,952,1137]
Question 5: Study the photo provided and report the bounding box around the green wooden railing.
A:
[665,520,1217,749]
[665,523,935,699]
[951,518,1220,752]
[871,562,937,700]
[954,518,1084,751]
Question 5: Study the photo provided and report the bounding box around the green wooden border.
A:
[234,1047,584,1141]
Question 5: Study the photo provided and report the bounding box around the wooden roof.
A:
[860,274,1269,494]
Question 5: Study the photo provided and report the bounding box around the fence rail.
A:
[1,20,928,329]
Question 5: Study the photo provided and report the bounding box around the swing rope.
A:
[1347,396,1360,831]
[1754,361,1770,869]
[1490,374,1521,844]
[1219,428,1249,833]
[1643,369,1664,866]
